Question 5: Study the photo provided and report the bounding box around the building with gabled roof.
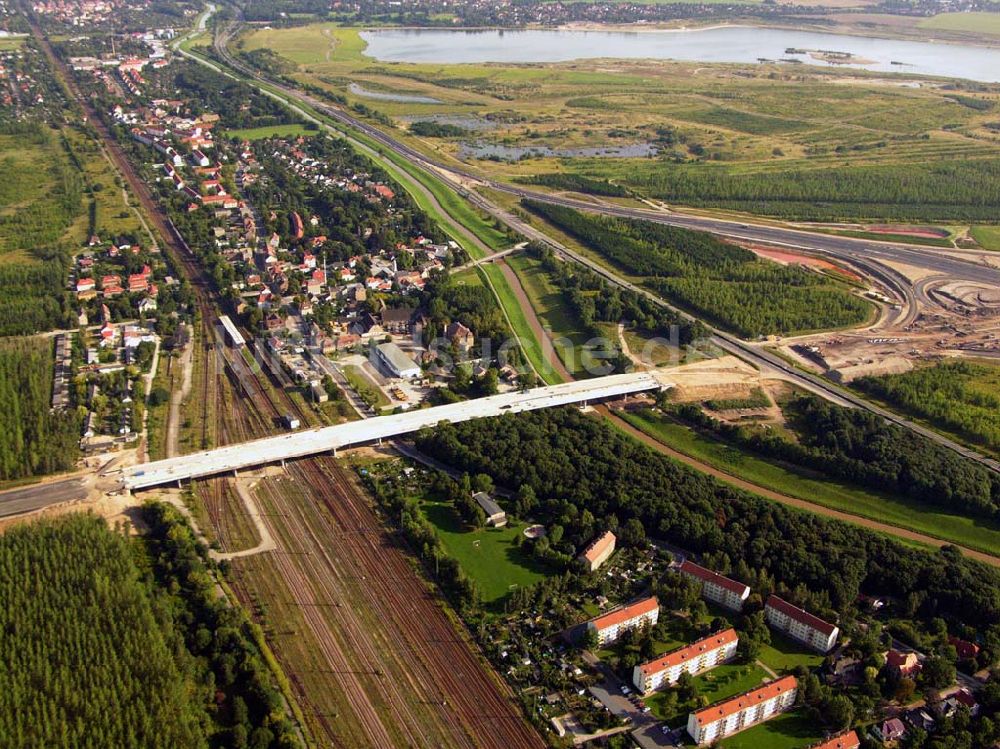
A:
[586,596,658,647]
[808,730,860,749]
[579,530,615,572]
[633,628,738,694]
[679,560,750,612]
[765,595,839,653]
[686,675,798,746]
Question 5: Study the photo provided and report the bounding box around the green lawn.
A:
[419,499,552,609]
[757,633,826,675]
[646,662,771,724]
[619,408,1000,557]
[226,123,313,140]
[716,710,823,749]
[972,226,1000,251]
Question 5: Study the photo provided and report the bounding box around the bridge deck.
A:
[124,371,670,489]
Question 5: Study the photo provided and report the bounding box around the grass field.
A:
[620,408,1000,556]
[506,253,600,377]
[646,662,771,724]
[240,22,1000,221]
[0,36,25,51]
[716,709,822,749]
[226,123,313,140]
[419,499,551,608]
[757,633,826,674]
[972,226,1000,251]
[919,12,1000,36]
[342,364,391,409]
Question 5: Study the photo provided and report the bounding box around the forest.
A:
[615,158,1000,222]
[517,173,628,197]
[854,360,1000,455]
[0,515,209,748]
[0,509,301,749]
[523,200,870,337]
[0,337,79,482]
[527,242,704,346]
[0,255,73,336]
[413,407,1000,641]
[670,395,1000,523]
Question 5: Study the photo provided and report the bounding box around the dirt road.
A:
[600,406,1000,568]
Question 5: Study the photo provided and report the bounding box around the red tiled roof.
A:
[591,596,658,632]
[766,595,837,637]
[809,730,860,749]
[638,628,738,676]
[679,560,750,597]
[581,530,616,564]
[691,675,797,726]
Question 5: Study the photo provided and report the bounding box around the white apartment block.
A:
[687,676,798,746]
[579,530,616,572]
[633,628,739,693]
[586,596,659,647]
[765,595,839,654]
[679,560,750,612]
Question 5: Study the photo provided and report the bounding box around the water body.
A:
[360,27,1000,82]
[459,141,659,161]
[348,82,441,104]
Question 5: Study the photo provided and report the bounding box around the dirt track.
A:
[600,406,1000,568]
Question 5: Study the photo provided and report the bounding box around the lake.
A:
[359,26,1000,82]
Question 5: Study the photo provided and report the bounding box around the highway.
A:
[0,477,87,518]
[122,371,671,489]
[189,16,1000,473]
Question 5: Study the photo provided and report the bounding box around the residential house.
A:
[445,321,475,353]
[679,560,751,612]
[873,717,906,743]
[579,530,616,572]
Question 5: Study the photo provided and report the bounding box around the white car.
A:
[620,685,631,695]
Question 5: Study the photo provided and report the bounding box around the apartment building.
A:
[632,628,739,693]
[686,675,798,745]
[586,596,659,647]
[765,595,840,654]
[579,530,616,571]
[679,560,751,612]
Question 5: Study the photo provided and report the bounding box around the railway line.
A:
[198,18,1000,474]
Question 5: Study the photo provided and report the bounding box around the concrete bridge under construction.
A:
[122,371,672,490]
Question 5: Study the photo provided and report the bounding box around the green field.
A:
[716,710,822,749]
[757,633,826,674]
[919,12,1000,36]
[619,408,1000,556]
[342,364,391,409]
[241,22,1000,222]
[646,662,771,724]
[972,225,1000,251]
[226,123,313,140]
[506,253,602,377]
[419,499,551,607]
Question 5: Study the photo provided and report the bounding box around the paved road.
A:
[0,478,87,518]
[195,21,1000,473]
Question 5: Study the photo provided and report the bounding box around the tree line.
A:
[854,360,1000,455]
[412,407,1000,639]
[671,395,1000,523]
[523,200,870,337]
[0,337,79,481]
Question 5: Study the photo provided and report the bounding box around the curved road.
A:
[200,16,1000,473]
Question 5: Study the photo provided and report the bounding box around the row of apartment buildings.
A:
[680,560,840,653]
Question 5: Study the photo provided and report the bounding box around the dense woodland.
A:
[528,242,703,346]
[414,408,1000,640]
[0,337,79,481]
[855,360,1000,454]
[670,395,1000,523]
[523,200,870,337]
[0,510,301,748]
[621,158,1000,222]
[518,173,628,197]
[0,516,208,748]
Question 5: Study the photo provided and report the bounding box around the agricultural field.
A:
[972,225,1000,251]
[919,11,1000,37]
[419,498,552,608]
[239,23,1000,221]
[620,407,1000,557]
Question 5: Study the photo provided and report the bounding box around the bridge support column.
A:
[377,438,383,446]
[330,447,337,458]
